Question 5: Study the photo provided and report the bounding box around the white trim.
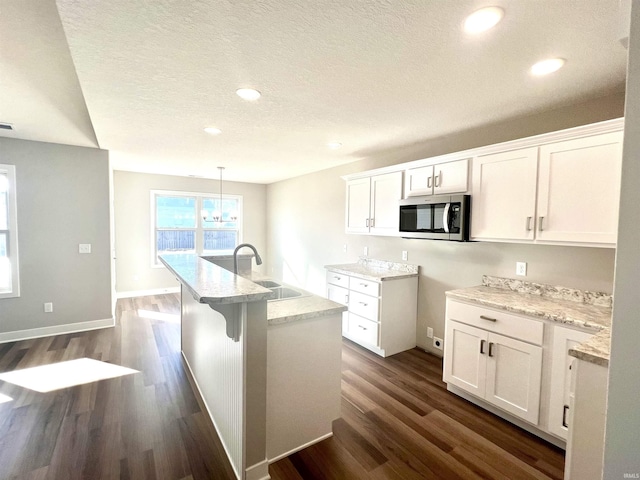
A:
[115,286,180,299]
[0,164,20,299]
[245,459,270,480]
[342,117,625,181]
[267,432,334,464]
[0,318,114,344]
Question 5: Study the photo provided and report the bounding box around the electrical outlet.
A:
[402,250,408,261]
[44,302,53,313]
[363,246,368,256]
[343,244,347,253]
[79,243,92,254]
[427,327,434,338]
[433,336,443,350]
[516,261,527,276]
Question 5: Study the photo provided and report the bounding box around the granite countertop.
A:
[325,257,419,281]
[446,275,613,366]
[160,254,275,305]
[160,254,347,324]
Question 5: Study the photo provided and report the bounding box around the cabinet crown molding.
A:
[342,117,624,182]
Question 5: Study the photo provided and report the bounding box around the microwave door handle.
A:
[443,203,451,233]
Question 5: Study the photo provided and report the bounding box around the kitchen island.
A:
[160,254,346,480]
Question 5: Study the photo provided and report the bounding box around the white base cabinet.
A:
[444,302,543,425]
[326,270,417,357]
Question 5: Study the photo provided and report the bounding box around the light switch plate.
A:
[427,327,434,338]
[44,302,53,313]
[516,261,527,276]
[79,243,92,254]
[363,246,368,256]
[402,250,408,261]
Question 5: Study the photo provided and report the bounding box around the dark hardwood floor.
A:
[0,294,564,479]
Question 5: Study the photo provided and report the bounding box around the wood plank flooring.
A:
[0,294,564,480]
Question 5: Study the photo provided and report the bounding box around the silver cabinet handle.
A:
[371,218,375,227]
[358,302,368,306]
[435,171,442,187]
[539,216,545,231]
[365,218,369,228]
[480,315,497,322]
[333,275,341,280]
[562,405,570,428]
[358,324,367,330]
[526,216,533,231]
[427,176,433,188]
[488,342,494,357]
[480,339,486,354]
[345,294,349,304]
[359,283,368,287]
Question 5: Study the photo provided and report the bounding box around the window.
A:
[0,164,19,298]
[151,190,242,266]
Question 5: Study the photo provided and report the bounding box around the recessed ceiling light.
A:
[464,6,504,34]
[236,88,261,101]
[327,142,343,150]
[530,58,566,76]
[204,127,222,135]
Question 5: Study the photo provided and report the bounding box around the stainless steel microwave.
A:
[399,194,470,241]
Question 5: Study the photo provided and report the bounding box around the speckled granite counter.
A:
[161,254,346,324]
[446,275,613,366]
[325,257,419,281]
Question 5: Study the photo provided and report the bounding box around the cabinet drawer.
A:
[447,300,544,346]
[326,270,350,288]
[349,291,379,321]
[347,313,379,346]
[349,277,380,296]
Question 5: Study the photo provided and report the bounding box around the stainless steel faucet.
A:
[233,243,263,274]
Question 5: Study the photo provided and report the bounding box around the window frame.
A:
[0,164,20,299]
[150,189,243,268]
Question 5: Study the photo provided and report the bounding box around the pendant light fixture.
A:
[201,166,227,223]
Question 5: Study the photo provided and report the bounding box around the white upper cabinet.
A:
[405,159,469,197]
[471,130,623,246]
[346,171,402,236]
[471,147,539,241]
[537,131,623,245]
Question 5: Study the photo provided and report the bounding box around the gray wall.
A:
[266,93,623,355]
[604,1,640,475]
[0,137,112,336]
[113,171,267,295]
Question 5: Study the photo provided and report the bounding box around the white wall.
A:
[113,171,267,295]
[0,138,112,339]
[267,93,623,355]
[603,1,640,476]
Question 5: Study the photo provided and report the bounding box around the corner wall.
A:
[266,93,623,355]
[113,171,267,296]
[0,138,112,340]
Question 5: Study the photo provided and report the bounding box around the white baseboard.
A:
[267,432,334,464]
[245,459,270,480]
[116,286,180,299]
[0,317,115,344]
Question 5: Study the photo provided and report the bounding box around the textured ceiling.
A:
[0,0,628,184]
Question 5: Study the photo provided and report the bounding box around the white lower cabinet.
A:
[444,318,542,424]
[548,326,595,440]
[326,270,417,357]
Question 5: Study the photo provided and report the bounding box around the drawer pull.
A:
[488,342,494,357]
[480,339,486,354]
[358,302,368,306]
[358,325,367,331]
[359,283,368,287]
[480,315,497,322]
[562,405,569,428]
[333,276,341,280]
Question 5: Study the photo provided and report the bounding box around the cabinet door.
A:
[443,320,487,398]
[345,178,371,233]
[434,159,469,195]
[327,284,349,306]
[471,148,538,241]
[370,172,403,235]
[537,131,623,245]
[548,326,594,440]
[405,166,434,197]
[485,332,542,425]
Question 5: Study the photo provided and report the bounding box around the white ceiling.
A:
[0,1,628,184]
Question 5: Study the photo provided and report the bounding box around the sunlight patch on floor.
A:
[0,393,12,404]
[0,358,139,393]
[137,309,180,323]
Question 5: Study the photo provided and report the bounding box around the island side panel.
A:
[180,287,244,479]
[266,313,343,462]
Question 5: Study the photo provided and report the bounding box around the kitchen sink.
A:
[254,280,281,288]
[268,287,305,301]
